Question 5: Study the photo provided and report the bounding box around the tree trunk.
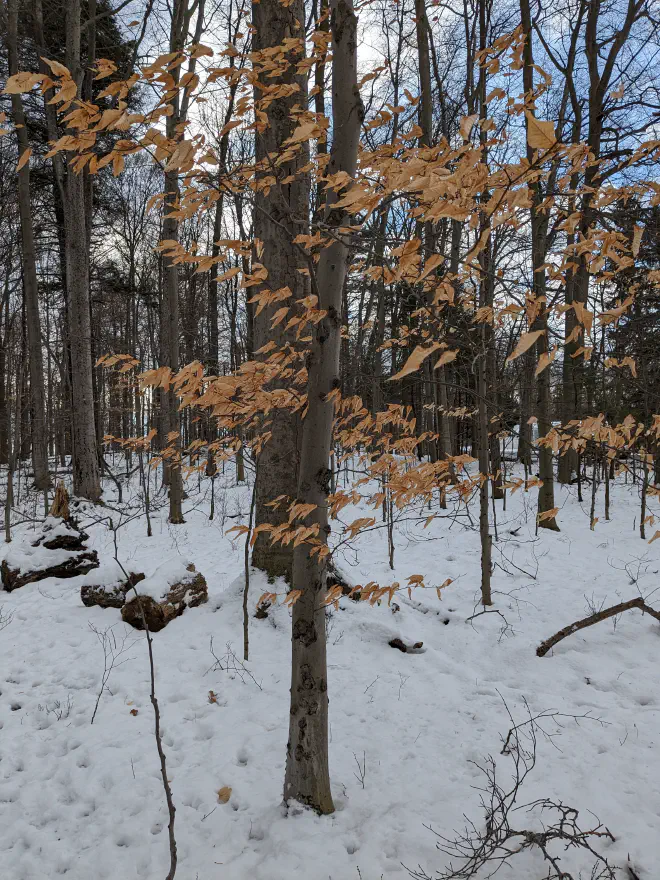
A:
[159,0,206,524]
[8,0,50,490]
[284,0,362,814]
[162,164,185,523]
[64,0,101,502]
[520,0,558,530]
[251,0,310,580]
[0,276,10,466]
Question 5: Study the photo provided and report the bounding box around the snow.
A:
[0,465,658,879]
[3,540,82,574]
[34,516,81,545]
[2,516,88,576]
[81,559,126,591]
[136,558,199,602]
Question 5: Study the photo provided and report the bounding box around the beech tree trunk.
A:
[160,0,205,524]
[283,0,362,814]
[414,0,451,465]
[251,0,309,580]
[64,0,101,502]
[520,0,558,530]
[0,275,9,466]
[7,0,50,491]
[475,0,493,603]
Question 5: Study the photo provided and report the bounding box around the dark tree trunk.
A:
[8,0,50,491]
[250,0,310,580]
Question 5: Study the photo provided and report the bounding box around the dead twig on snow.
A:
[537,597,660,657]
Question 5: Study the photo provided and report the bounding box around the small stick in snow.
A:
[536,596,660,657]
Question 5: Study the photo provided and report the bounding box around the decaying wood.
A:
[389,637,424,653]
[49,482,70,520]
[537,597,660,657]
[2,551,99,592]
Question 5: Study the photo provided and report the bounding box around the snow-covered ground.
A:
[1,462,659,879]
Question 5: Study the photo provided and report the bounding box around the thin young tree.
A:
[159,0,206,524]
[283,0,363,814]
[520,0,559,530]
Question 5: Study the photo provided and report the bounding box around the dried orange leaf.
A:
[537,507,559,522]
[535,346,557,376]
[526,114,556,150]
[390,343,442,381]
[506,330,544,363]
[16,148,32,171]
[217,786,232,804]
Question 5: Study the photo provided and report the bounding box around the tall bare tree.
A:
[520,0,559,530]
[160,0,206,523]
[283,0,363,814]
[250,0,309,580]
[64,0,101,501]
[6,0,50,492]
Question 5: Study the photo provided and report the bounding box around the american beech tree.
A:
[2,0,660,814]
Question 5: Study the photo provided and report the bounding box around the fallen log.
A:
[537,597,660,657]
[121,560,208,632]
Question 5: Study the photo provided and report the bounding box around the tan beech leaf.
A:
[287,121,318,144]
[41,57,71,77]
[648,530,660,544]
[390,343,442,381]
[16,148,32,171]
[434,348,458,369]
[418,253,444,281]
[526,113,556,150]
[4,72,44,94]
[534,346,557,376]
[537,507,559,522]
[459,113,479,141]
[217,786,232,804]
[216,266,241,283]
[219,119,242,137]
[621,356,637,378]
[632,224,643,257]
[506,329,544,363]
[190,43,214,59]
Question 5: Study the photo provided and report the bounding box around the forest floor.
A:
[0,460,659,880]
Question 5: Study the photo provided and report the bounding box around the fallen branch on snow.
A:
[537,596,660,657]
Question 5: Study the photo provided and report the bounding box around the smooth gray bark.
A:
[520,0,559,530]
[283,0,363,815]
[160,0,205,523]
[65,0,101,502]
